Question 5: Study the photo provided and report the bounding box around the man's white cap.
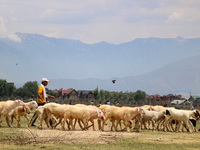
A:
[41,78,49,82]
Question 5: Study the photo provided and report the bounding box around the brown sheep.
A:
[11,105,30,127]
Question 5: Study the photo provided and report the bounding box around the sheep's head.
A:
[194,109,200,120]
[97,109,105,120]
[148,105,154,111]
[139,108,145,114]
[24,105,31,114]
[31,101,38,108]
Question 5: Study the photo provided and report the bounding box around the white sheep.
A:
[164,108,200,133]
[62,105,103,131]
[0,100,25,127]
[138,109,166,131]
[99,105,142,132]
[29,106,57,128]
[39,103,69,129]
[25,101,38,109]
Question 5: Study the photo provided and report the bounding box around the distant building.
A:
[53,88,94,103]
[78,90,94,102]
[171,99,190,106]
[146,94,183,106]
[53,88,78,103]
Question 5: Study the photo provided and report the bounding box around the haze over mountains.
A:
[0,33,200,96]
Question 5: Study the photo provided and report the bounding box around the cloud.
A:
[0,17,21,42]
[0,0,200,43]
[0,17,7,33]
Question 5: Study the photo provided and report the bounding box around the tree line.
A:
[0,79,147,106]
[93,88,146,106]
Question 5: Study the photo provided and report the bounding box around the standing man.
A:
[29,77,55,127]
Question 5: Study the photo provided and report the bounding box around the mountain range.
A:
[0,33,200,96]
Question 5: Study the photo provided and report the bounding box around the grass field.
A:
[0,110,200,150]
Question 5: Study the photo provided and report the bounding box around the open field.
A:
[0,110,200,150]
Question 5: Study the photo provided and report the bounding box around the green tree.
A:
[0,79,15,97]
[99,89,105,101]
[134,90,146,105]
[16,81,38,98]
[93,87,100,100]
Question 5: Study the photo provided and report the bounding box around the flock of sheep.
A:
[0,100,200,134]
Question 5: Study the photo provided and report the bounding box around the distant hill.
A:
[1,33,200,95]
[47,55,200,96]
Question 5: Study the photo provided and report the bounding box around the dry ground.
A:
[22,120,139,145]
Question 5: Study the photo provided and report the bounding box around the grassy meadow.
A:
[0,109,200,150]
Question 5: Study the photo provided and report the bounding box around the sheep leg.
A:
[111,118,116,131]
[101,117,109,131]
[184,121,192,133]
[136,115,143,132]
[90,119,95,131]
[169,120,175,132]
[176,122,182,132]
[143,120,148,129]
[6,116,12,127]
[152,120,156,132]
[78,119,84,130]
[66,119,70,130]
[74,119,78,129]
[164,116,170,132]
[46,114,52,129]
[0,115,2,126]
[17,115,21,128]
[61,115,66,131]
[53,117,62,129]
[11,115,15,126]
[39,109,48,129]
[114,119,119,131]
[124,120,130,132]
[97,119,101,130]
[82,119,87,131]
[188,120,195,132]
[69,118,75,130]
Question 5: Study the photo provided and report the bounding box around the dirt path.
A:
[22,121,139,145]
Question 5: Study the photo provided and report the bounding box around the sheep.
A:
[61,105,104,131]
[114,107,143,132]
[39,103,69,129]
[0,100,25,127]
[11,105,30,127]
[150,106,175,131]
[25,101,38,109]
[99,105,142,132]
[29,106,57,128]
[164,109,200,133]
[81,105,105,131]
[11,101,38,128]
[75,104,105,129]
[99,105,120,131]
[61,105,89,130]
[138,109,167,132]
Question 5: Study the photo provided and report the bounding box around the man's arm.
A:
[47,94,55,99]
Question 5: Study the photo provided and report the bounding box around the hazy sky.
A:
[0,0,200,44]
